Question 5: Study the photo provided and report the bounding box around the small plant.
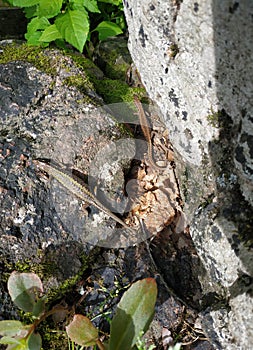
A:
[0,272,46,349]
[0,272,157,350]
[4,0,125,52]
[66,277,157,349]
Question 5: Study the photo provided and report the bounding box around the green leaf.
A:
[66,314,99,346]
[55,9,89,52]
[6,337,27,350]
[98,0,122,5]
[0,321,27,337]
[83,0,100,13]
[36,0,63,18]
[109,278,157,350]
[93,21,123,41]
[24,5,37,19]
[32,296,47,318]
[7,272,43,312]
[26,31,49,46]
[25,16,50,45]
[0,333,41,350]
[0,336,23,345]
[27,332,42,350]
[12,0,40,6]
[26,16,50,36]
[39,24,62,42]
[68,0,86,12]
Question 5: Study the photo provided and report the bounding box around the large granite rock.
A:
[123,0,253,348]
[1,45,207,348]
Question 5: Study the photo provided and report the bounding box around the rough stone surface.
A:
[124,0,253,348]
[0,46,210,348]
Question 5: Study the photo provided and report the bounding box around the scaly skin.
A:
[33,159,136,233]
[133,95,167,171]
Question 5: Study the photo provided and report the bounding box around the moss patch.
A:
[0,42,145,106]
[206,109,223,128]
[67,50,145,104]
[40,325,68,350]
[0,43,95,93]
[0,43,58,76]
[94,37,132,80]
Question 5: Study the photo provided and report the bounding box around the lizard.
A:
[133,95,167,171]
[33,159,136,234]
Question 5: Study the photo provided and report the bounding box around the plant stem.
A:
[25,305,69,339]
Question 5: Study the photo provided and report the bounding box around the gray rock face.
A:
[124,0,253,348]
[0,47,196,348]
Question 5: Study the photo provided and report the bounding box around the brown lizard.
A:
[33,159,136,233]
[133,95,167,171]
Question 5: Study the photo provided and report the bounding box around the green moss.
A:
[38,322,68,350]
[94,38,132,80]
[168,43,179,59]
[1,250,45,282]
[206,109,223,128]
[0,42,145,107]
[103,53,129,80]
[46,274,81,304]
[95,78,131,104]
[92,77,145,105]
[62,74,94,97]
[67,50,145,105]
[0,43,58,76]
[13,260,39,273]
[14,306,69,349]
[0,43,95,95]
[67,51,100,71]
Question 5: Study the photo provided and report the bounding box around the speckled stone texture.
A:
[124,0,253,348]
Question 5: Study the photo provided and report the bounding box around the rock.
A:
[0,46,102,324]
[0,46,127,349]
[93,36,132,80]
[124,0,253,348]
[0,44,196,349]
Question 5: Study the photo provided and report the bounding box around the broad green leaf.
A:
[24,5,37,19]
[0,321,27,337]
[26,16,50,38]
[66,314,98,346]
[69,0,87,12]
[7,272,43,312]
[83,0,100,13]
[12,0,40,6]
[32,296,47,318]
[94,21,123,41]
[25,16,50,45]
[109,278,157,350]
[98,0,122,5]
[39,24,62,42]
[1,333,41,350]
[0,336,23,345]
[26,31,49,46]
[36,0,63,18]
[6,337,27,350]
[55,9,89,52]
[27,332,42,350]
